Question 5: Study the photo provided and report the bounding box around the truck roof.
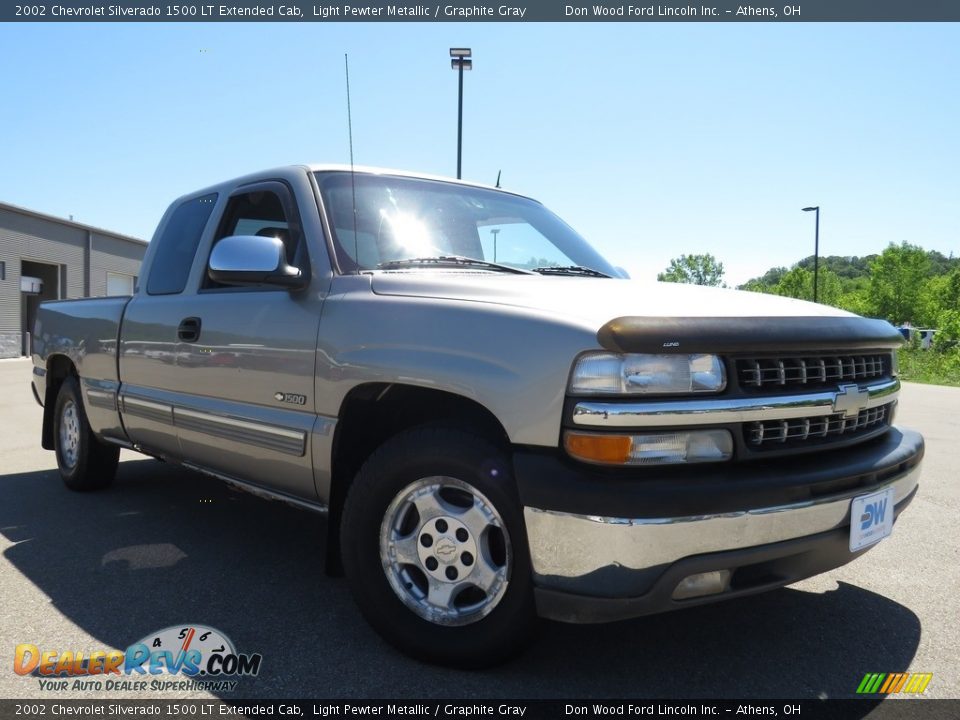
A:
[171,164,539,213]
[304,164,537,201]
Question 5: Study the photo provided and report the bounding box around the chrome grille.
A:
[746,404,891,448]
[737,354,889,390]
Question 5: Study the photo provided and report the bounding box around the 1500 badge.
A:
[274,392,307,406]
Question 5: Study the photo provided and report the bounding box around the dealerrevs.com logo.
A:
[14,625,262,693]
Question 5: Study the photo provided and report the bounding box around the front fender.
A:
[315,291,600,447]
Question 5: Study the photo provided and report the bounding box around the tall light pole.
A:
[490,228,500,261]
[450,48,472,179]
[802,206,820,303]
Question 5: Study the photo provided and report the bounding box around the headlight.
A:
[569,352,726,395]
[564,430,733,466]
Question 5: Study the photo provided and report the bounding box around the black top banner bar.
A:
[4,0,960,22]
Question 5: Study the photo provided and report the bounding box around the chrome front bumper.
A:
[524,455,921,623]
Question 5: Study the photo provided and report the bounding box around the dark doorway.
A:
[20,260,61,356]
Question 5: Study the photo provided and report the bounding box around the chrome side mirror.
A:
[207,235,305,290]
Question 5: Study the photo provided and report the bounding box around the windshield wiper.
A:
[377,256,534,275]
[532,265,612,278]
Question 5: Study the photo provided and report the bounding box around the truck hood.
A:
[370,273,853,325]
[369,273,904,353]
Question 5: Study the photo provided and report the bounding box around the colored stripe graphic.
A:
[885,673,911,693]
[904,673,933,694]
[856,672,932,694]
[856,674,874,694]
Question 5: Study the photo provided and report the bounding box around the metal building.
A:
[0,201,147,358]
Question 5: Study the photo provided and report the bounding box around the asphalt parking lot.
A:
[0,357,957,701]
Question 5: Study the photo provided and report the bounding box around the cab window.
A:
[205,184,308,289]
[146,194,217,295]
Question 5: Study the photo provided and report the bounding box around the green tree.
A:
[753,265,789,287]
[773,267,811,299]
[933,309,960,350]
[926,250,960,277]
[916,268,960,327]
[867,242,931,324]
[739,279,775,295]
[658,253,725,286]
[771,267,842,306]
[837,288,873,316]
[795,254,877,280]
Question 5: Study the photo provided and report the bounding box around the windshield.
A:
[315,172,617,276]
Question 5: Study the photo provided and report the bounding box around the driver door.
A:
[170,181,323,501]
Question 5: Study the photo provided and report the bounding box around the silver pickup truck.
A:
[32,165,923,667]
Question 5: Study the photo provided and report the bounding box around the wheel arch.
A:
[41,354,78,450]
[324,382,512,574]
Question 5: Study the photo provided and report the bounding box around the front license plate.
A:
[849,486,895,552]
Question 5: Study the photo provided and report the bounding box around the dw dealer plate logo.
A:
[13,624,262,693]
[849,485,894,552]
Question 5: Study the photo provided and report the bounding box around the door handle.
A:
[178,317,202,343]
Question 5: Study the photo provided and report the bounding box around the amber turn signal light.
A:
[564,432,633,464]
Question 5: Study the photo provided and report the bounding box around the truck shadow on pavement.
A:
[1,458,920,702]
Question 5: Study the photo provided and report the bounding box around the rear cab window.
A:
[146,194,218,295]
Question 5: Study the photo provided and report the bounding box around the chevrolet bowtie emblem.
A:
[833,384,870,418]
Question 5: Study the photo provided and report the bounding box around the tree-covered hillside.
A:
[661,244,960,385]
[738,243,959,329]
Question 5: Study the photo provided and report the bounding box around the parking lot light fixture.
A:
[802,206,820,303]
[450,48,473,179]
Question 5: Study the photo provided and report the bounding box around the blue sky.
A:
[2,21,957,285]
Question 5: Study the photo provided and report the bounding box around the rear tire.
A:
[340,427,538,668]
[54,376,119,491]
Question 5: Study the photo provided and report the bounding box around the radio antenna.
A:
[495,170,502,189]
[345,53,360,272]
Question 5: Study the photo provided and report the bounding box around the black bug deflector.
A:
[597,316,905,355]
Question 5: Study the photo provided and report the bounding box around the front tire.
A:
[340,427,537,668]
[54,376,119,491]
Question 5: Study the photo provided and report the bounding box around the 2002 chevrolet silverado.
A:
[32,165,923,667]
